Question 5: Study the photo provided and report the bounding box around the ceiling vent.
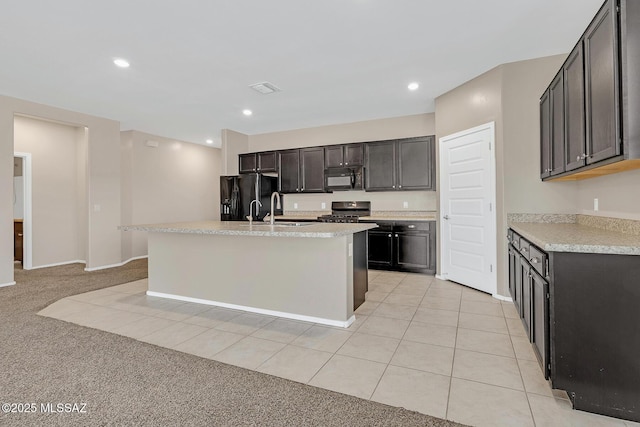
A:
[249,82,282,94]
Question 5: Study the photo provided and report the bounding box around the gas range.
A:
[317,201,371,223]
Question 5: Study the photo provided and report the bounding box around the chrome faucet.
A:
[269,192,281,225]
[247,199,262,224]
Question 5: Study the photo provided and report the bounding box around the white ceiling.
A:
[0,0,604,147]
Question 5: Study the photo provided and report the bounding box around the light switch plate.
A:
[594,198,599,211]
[348,243,353,257]
[321,202,326,209]
[294,203,298,209]
[403,201,409,209]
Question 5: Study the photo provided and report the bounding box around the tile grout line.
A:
[366,278,430,401]
[443,285,463,422]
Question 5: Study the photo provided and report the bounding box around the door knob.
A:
[443,215,450,220]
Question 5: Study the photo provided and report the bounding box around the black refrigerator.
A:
[220,174,281,221]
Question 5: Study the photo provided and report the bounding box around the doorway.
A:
[439,122,497,295]
[13,153,32,269]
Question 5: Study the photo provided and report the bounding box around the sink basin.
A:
[275,222,314,227]
[236,222,314,228]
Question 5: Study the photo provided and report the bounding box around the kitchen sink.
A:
[237,222,315,228]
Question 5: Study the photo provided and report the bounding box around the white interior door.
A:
[439,123,496,295]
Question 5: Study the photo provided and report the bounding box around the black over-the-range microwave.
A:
[324,167,364,191]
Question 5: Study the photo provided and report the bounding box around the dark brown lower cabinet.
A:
[508,228,640,422]
[367,221,435,274]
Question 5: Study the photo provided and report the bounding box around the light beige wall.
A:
[435,55,582,297]
[122,130,221,258]
[576,169,640,220]
[435,65,504,291]
[245,113,436,212]
[221,129,248,175]
[120,131,134,261]
[248,113,435,152]
[1,94,121,284]
[14,115,85,267]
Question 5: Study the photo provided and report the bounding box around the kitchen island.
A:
[120,221,377,327]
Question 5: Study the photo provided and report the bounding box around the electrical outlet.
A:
[321,202,326,209]
[403,201,409,209]
[294,203,298,210]
[594,198,599,211]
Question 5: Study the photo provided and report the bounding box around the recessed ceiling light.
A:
[113,58,130,68]
[242,109,253,116]
[408,82,419,91]
[206,139,214,145]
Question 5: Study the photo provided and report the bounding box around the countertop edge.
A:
[119,223,377,238]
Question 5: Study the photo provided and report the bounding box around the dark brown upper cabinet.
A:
[564,42,586,172]
[584,0,620,164]
[541,0,640,181]
[239,151,277,174]
[324,143,363,168]
[365,136,435,191]
[277,148,325,193]
[539,69,565,179]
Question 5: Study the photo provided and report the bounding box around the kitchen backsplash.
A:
[281,190,436,212]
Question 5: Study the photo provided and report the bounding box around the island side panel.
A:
[147,232,353,323]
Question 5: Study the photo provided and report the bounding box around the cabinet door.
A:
[239,153,257,173]
[344,143,363,166]
[584,0,621,164]
[520,258,532,340]
[257,151,277,172]
[508,244,519,310]
[395,232,431,271]
[540,90,552,179]
[564,43,587,172]
[300,147,325,192]
[367,230,394,268]
[324,145,344,168]
[397,137,433,190]
[549,71,566,176]
[531,270,550,379]
[365,141,396,191]
[278,150,300,193]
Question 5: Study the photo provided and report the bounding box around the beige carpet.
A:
[0,261,466,426]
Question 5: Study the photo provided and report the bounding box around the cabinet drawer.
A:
[518,237,530,257]
[511,232,521,249]
[528,245,548,278]
[394,222,431,232]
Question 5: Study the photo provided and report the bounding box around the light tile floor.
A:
[38,271,637,427]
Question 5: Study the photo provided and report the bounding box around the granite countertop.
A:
[120,220,377,238]
[510,222,640,255]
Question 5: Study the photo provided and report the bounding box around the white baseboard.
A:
[435,274,447,280]
[84,255,148,272]
[493,293,512,302]
[146,290,355,328]
[0,281,16,288]
[28,260,86,270]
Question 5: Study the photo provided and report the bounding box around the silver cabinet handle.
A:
[388,234,392,238]
[408,225,415,229]
[520,247,528,253]
[340,162,343,165]
[345,162,348,165]
[399,185,402,188]
[531,257,540,264]
[17,233,23,237]
[392,185,395,188]
[443,215,450,220]
[395,234,398,238]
